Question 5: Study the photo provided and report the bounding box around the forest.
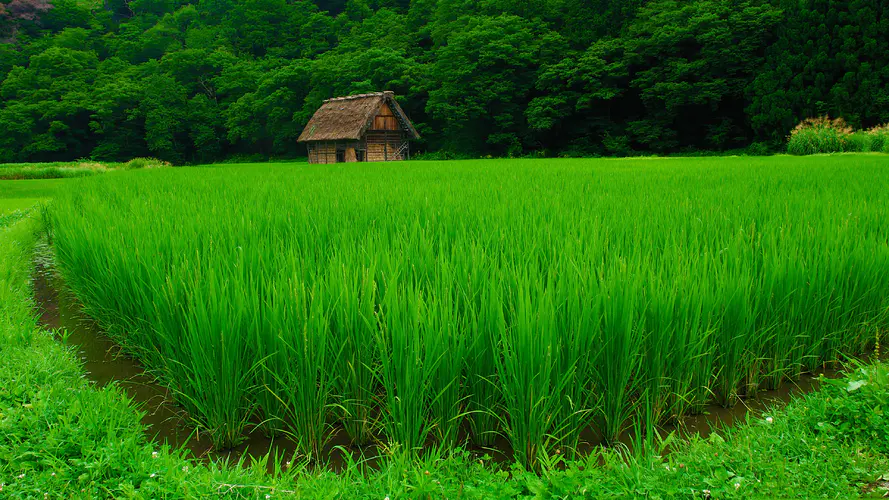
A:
[1,0,888,163]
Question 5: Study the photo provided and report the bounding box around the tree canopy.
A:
[1,0,887,162]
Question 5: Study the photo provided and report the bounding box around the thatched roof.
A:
[297,91,421,142]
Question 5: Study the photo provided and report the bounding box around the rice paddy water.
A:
[48,156,889,465]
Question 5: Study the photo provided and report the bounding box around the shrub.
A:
[844,132,869,152]
[218,153,267,164]
[123,157,173,169]
[786,116,854,155]
[745,142,773,156]
[601,132,634,156]
[73,160,107,171]
[864,124,889,153]
[817,362,889,454]
[522,149,549,159]
[411,150,474,161]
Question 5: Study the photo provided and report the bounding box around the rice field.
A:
[48,156,889,466]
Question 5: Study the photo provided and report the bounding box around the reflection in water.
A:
[32,241,844,471]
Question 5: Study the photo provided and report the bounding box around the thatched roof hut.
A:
[298,91,420,163]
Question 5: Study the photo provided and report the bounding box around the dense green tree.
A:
[426,14,564,155]
[0,46,98,161]
[225,59,313,156]
[88,60,152,160]
[748,0,889,142]
[0,0,887,161]
[530,0,781,154]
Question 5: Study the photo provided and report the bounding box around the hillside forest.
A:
[2,0,888,162]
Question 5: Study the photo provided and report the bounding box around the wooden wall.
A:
[366,131,404,161]
[372,102,400,131]
[308,142,337,164]
[306,113,409,163]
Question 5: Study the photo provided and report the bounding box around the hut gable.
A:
[297,91,419,143]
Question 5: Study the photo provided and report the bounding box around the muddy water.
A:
[32,243,211,455]
[31,242,333,469]
[31,242,845,470]
[675,373,826,438]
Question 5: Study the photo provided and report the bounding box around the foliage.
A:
[0,0,52,42]
[865,124,889,153]
[786,116,889,155]
[818,362,889,455]
[49,156,889,462]
[425,14,563,156]
[786,116,853,155]
[748,0,889,143]
[122,157,173,169]
[529,0,783,155]
[2,0,889,160]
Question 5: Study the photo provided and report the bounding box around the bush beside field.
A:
[787,116,889,155]
[2,214,888,498]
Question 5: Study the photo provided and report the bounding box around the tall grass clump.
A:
[786,116,853,155]
[49,157,889,466]
[786,117,889,154]
[122,157,173,169]
[865,124,889,153]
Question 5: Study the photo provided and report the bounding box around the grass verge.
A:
[1,211,887,498]
[0,158,172,180]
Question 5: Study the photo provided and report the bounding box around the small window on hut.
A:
[336,150,345,163]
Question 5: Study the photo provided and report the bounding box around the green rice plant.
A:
[176,273,257,448]
[594,269,643,443]
[374,271,439,455]
[46,156,889,467]
[494,267,572,465]
[424,260,469,449]
[639,287,674,434]
[640,273,712,428]
[462,254,503,448]
[326,258,380,446]
[283,282,337,459]
[712,268,756,407]
[553,260,602,456]
[255,276,338,459]
[661,238,717,418]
